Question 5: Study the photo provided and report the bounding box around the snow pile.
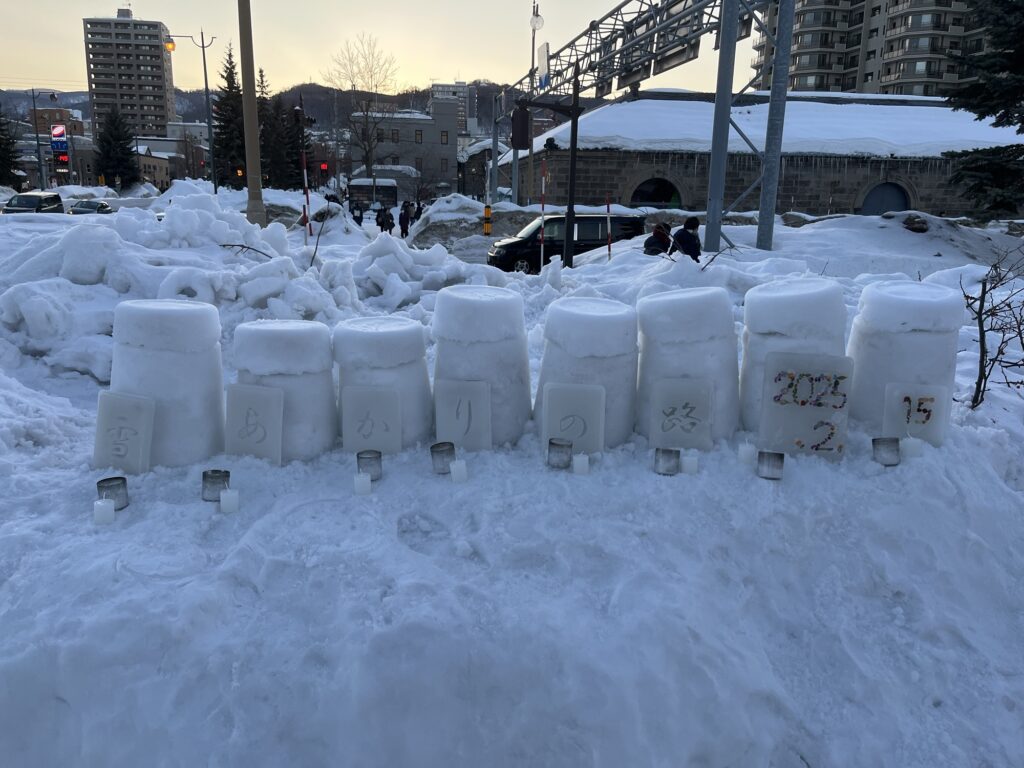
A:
[55,184,119,200]
[351,233,504,312]
[1,189,1023,766]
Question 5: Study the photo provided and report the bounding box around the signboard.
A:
[225,384,284,465]
[881,383,950,447]
[341,386,402,454]
[541,383,606,456]
[758,352,854,460]
[50,124,68,152]
[648,378,714,451]
[537,42,550,89]
[434,379,492,452]
[93,391,155,474]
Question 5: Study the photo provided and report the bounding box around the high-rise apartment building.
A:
[84,8,179,136]
[430,82,473,133]
[752,1,987,97]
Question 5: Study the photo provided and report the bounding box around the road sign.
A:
[537,42,550,89]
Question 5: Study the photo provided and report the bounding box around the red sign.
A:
[50,124,66,140]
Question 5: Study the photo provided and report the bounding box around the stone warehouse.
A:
[501,91,1020,217]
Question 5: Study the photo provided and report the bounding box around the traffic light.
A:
[511,105,531,150]
[236,167,244,177]
[320,162,328,172]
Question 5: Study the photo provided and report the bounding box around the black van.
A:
[1,191,64,214]
[487,213,646,273]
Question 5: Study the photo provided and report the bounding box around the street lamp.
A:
[164,30,218,192]
[29,90,58,189]
[528,3,544,205]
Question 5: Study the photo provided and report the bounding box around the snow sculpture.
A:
[333,316,432,449]
[846,281,962,439]
[233,320,337,462]
[110,299,224,467]
[637,287,739,443]
[739,278,846,432]
[432,285,531,447]
[535,297,638,448]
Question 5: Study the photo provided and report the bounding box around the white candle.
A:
[738,443,757,466]
[355,472,373,495]
[93,499,116,525]
[572,453,589,475]
[682,452,699,475]
[450,459,468,483]
[219,489,240,514]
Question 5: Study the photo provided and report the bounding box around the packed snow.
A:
[1,187,1023,767]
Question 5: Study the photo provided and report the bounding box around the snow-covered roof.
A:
[499,94,1022,162]
[465,139,509,159]
[350,178,398,187]
[352,109,432,121]
[351,164,421,178]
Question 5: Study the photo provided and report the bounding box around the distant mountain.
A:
[0,89,90,120]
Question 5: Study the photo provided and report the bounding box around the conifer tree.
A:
[262,95,291,189]
[0,111,19,188]
[95,107,140,189]
[946,0,1024,215]
[213,44,246,189]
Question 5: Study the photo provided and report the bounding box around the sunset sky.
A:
[1,1,754,96]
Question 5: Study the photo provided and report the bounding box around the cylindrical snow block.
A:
[846,281,962,434]
[110,299,224,467]
[333,316,432,448]
[234,320,337,461]
[535,297,638,448]
[739,278,846,432]
[432,285,531,447]
[637,287,739,441]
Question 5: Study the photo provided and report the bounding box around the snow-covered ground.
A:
[1,187,1023,767]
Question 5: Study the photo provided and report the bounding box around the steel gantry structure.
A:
[495,0,796,255]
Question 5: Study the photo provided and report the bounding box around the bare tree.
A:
[324,34,398,189]
[961,245,1024,409]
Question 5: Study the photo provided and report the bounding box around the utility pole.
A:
[704,0,740,252]
[562,65,581,269]
[237,0,266,225]
[30,89,45,189]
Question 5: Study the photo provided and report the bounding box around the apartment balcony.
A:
[887,0,953,14]
[881,69,946,84]
[794,0,842,10]
[882,44,945,60]
[795,18,848,33]
[886,21,950,39]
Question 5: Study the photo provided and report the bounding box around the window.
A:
[391,129,399,143]
[870,5,881,17]
[441,158,448,173]
[415,157,423,172]
[376,129,384,142]
[415,129,423,144]
[864,72,874,83]
[868,27,879,39]
[440,131,448,145]
[866,49,876,60]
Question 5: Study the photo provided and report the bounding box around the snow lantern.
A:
[233,320,337,462]
[846,281,963,438]
[535,296,638,448]
[432,285,531,447]
[740,278,846,431]
[637,287,739,442]
[110,299,224,467]
[333,316,433,449]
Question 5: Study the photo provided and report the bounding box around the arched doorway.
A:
[860,182,910,215]
[629,178,682,209]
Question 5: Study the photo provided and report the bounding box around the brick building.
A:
[500,91,1019,217]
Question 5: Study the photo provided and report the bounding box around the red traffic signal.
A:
[320,162,328,171]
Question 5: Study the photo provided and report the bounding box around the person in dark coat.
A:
[668,216,702,263]
[385,210,395,235]
[643,222,672,255]
[351,203,364,226]
[414,202,423,221]
[399,203,410,237]
[375,207,384,230]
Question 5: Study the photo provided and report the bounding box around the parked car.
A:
[67,199,114,215]
[487,214,646,273]
[1,191,64,215]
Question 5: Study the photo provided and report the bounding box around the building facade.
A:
[30,108,86,137]
[430,82,475,133]
[350,100,460,199]
[84,8,179,136]
[752,0,986,97]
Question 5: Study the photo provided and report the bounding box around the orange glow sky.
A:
[1,1,754,96]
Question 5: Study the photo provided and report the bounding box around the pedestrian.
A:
[643,222,672,255]
[399,202,410,238]
[375,207,384,230]
[385,209,395,235]
[668,216,702,263]
[352,202,363,226]
[414,201,423,221]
